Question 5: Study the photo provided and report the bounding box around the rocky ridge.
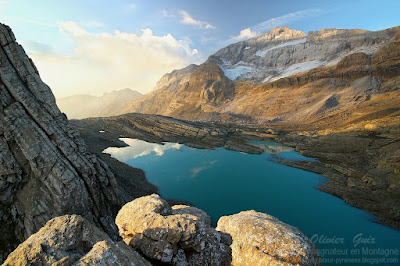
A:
[71,112,264,154]
[0,23,124,261]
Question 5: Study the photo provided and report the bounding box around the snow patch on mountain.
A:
[222,65,255,80]
[269,60,325,82]
[220,60,255,80]
[255,38,306,57]
[220,58,324,83]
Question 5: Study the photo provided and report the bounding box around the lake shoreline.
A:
[70,113,400,231]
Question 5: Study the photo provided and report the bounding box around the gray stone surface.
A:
[116,194,232,265]
[3,215,151,266]
[217,210,321,265]
[0,23,123,262]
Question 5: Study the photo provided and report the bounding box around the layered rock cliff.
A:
[0,23,124,261]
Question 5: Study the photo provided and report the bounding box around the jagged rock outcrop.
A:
[3,215,151,265]
[116,194,232,265]
[216,210,321,266]
[0,23,123,261]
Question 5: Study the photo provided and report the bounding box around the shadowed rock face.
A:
[0,23,123,261]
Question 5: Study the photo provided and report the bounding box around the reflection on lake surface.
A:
[249,139,318,162]
[104,138,400,265]
[249,139,294,154]
[103,138,182,160]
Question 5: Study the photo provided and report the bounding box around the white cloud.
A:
[232,9,324,41]
[191,166,207,178]
[190,160,218,178]
[179,10,215,29]
[29,21,201,98]
[103,138,182,161]
[205,24,216,29]
[231,28,257,41]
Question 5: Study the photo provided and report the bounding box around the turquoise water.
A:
[104,139,400,265]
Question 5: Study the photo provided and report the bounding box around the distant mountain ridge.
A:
[63,26,400,130]
[57,88,142,119]
[107,26,400,129]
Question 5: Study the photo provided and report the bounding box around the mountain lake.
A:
[104,138,400,265]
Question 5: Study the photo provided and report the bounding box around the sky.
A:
[0,0,399,98]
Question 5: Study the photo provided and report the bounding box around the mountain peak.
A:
[253,27,306,42]
[102,88,142,97]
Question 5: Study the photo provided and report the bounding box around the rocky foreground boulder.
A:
[4,195,320,265]
[3,215,151,265]
[115,194,320,265]
[0,23,123,261]
[217,211,321,265]
[115,194,232,265]
[4,194,321,266]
